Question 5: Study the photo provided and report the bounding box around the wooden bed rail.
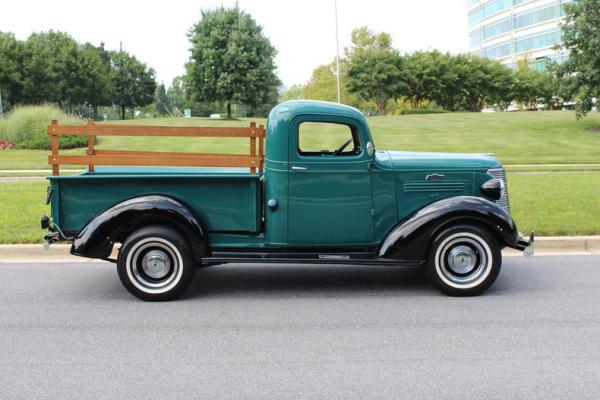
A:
[48,119,266,176]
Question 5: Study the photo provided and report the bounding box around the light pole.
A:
[334,0,341,104]
[0,91,3,118]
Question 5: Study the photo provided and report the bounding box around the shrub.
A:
[0,140,13,150]
[0,105,87,149]
[400,108,449,115]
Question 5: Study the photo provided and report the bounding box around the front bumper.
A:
[514,232,535,256]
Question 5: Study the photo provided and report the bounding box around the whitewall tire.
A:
[425,225,501,296]
[117,225,196,301]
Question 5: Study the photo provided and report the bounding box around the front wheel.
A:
[117,225,196,301]
[425,225,501,296]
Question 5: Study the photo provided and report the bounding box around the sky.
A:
[0,0,468,87]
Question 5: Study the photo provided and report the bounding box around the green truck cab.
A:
[42,100,533,300]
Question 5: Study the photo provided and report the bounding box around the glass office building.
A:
[468,0,571,70]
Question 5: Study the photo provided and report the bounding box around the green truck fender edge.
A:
[71,195,207,262]
[378,196,519,261]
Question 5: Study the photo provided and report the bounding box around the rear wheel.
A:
[117,225,196,301]
[425,225,501,296]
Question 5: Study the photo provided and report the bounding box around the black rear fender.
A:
[71,195,206,262]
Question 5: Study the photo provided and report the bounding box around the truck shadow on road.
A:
[185,264,432,299]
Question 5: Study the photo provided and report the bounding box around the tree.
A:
[155,83,171,115]
[450,55,506,112]
[345,27,406,115]
[422,53,516,112]
[347,49,405,115]
[345,26,392,59]
[110,51,157,119]
[560,0,600,117]
[401,51,447,109]
[0,32,24,109]
[166,76,189,115]
[546,61,576,110]
[80,43,112,118]
[187,5,281,119]
[302,60,362,106]
[279,84,304,102]
[487,61,516,111]
[20,31,71,105]
[513,59,553,111]
[18,31,108,111]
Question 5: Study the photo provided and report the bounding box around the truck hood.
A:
[378,150,502,171]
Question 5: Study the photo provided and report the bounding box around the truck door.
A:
[288,115,374,245]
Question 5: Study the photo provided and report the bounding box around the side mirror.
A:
[366,141,375,157]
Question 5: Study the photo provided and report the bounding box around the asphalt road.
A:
[1,255,600,400]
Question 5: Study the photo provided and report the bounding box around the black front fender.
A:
[379,196,519,262]
[71,195,206,262]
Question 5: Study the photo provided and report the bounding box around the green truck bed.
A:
[48,166,261,235]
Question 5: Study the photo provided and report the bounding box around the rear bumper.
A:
[514,232,535,256]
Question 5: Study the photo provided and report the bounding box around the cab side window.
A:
[298,122,361,156]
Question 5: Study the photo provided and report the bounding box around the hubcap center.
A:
[447,245,477,275]
[141,250,171,279]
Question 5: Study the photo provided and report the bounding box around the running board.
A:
[203,251,424,267]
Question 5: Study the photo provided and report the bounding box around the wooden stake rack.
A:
[48,119,266,176]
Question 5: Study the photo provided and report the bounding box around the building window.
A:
[484,41,512,59]
[513,5,557,30]
[470,29,484,47]
[484,17,511,40]
[514,30,559,54]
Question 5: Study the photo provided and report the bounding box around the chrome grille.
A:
[488,168,510,214]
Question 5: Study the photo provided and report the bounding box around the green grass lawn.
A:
[508,172,600,236]
[506,165,600,172]
[2,172,598,244]
[2,110,600,170]
[0,181,49,244]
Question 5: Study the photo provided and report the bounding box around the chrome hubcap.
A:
[447,245,477,275]
[434,232,493,289]
[141,250,171,279]
[126,238,183,294]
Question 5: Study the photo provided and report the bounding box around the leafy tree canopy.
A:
[187,5,281,118]
[346,28,405,115]
[0,32,24,109]
[110,51,156,119]
[561,0,600,117]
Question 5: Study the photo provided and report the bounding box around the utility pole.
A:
[334,0,341,104]
[0,91,3,118]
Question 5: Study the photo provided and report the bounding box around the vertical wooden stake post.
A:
[258,124,265,174]
[250,122,257,174]
[50,119,59,176]
[86,118,95,172]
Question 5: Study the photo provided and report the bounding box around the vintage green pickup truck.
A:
[41,100,533,300]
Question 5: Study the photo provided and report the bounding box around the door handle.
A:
[291,166,307,170]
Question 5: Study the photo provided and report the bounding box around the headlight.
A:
[480,178,503,200]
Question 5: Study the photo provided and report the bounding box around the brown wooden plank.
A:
[94,150,255,160]
[51,124,260,137]
[49,154,260,168]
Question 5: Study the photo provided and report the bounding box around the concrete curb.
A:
[0,237,599,262]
